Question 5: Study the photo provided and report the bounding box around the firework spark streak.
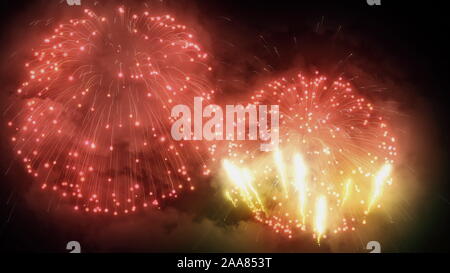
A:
[7,6,214,215]
[221,71,396,242]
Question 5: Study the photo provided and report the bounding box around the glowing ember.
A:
[221,71,397,242]
[8,6,214,214]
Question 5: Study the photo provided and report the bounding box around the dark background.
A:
[0,0,449,252]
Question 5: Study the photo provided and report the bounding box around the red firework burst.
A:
[8,6,214,214]
[221,71,397,242]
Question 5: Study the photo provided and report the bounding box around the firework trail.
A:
[7,6,214,215]
[221,71,397,242]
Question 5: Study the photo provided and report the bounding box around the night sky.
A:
[1,0,449,252]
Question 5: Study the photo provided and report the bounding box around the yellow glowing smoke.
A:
[222,150,394,245]
[225,191,237,207]
[314,195,327,244]
[341,179,352,206]
[293,153,308,224]
[274,149,288,198]
[367,163,392,212]
[222,160,266,213]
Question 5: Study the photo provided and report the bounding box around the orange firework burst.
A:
[7,6,214,215]
[221,71,397,243]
